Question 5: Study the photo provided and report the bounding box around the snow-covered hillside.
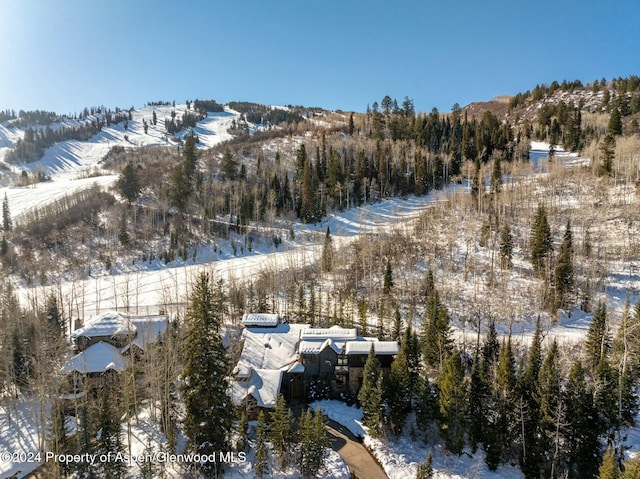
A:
[0,104,245,233]
[0,104,241,181]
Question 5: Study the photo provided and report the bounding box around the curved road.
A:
[325,420,388,479]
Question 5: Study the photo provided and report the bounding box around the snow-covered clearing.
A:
[13,191,445,321]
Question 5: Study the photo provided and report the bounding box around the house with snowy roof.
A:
[60,311,169,402]
[231,314,399,412]
[71,311,168,352]
[230,322,308,414]
[298,325,399,400]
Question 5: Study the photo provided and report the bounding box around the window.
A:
[335,356,348,375]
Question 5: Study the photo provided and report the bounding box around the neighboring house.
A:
[60,311,169,401]
[230,315,399,414]
[71,311,169,353]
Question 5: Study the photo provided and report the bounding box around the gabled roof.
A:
[230,368,283,408]
[234,323,308,373]
[345,340,400,356]
[299,338,343,355]
[242,313,280,327]
[287,361,305,373]
[122,315,169,352]
[61,341,128,374]
[300,325,357,341]
[71,311,135,340]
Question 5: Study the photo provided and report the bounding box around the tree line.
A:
[6,113,127,163]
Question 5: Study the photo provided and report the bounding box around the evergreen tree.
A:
[47,399,72,478]
[599,134,616,176]
[169,163,193,211]
[491,156,502,194]
[270,394,293,467]
[2,193,11,232]
[614,304,638,429]
[300,155,320,223]
[321,226,333,272]
[485,337,517,470]
[236,412,248,452]
[44,292,64,338]
[118,214,129,246]
[220,149,239,181]
[416,451,434,479]
[117,162,141,204]
[387,341,412,435]
[355,298,367,335]
[358,345,383,436]
[438,352,467,454]
[95,386,126,479]
[348,113,355,135]
[415,371,437,432]
[608,107,623,135]
[537,340,562,477]
[599,446,621,479]
[585,301,610,370]
[482,320,500,367]
[471,157,482,207]
[422,290,453,370]
[383,259,394,294]
[517,318,544,479]
[538,340,561,431]
[181,273,234,478]
[530,204,553,275]
[74,402,97,478]
[405,326,422,397]
[564,360,600,479]
[296,143,308,175]
[391,307,402,341]
[423,269,435,302]
[565,107,582,151]
[255,411,268,479]
[468,353,488,453]
[182,134,198,179]
[594,357,620,441]
[298,408,329,479]
[499,222,514,270]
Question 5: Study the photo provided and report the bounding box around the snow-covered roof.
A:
[235,323,308,373]
[71,311,135,340]
[345,340,400,355]
[242,313,280,327]
[61,341,128,374]
[230,369,283,408]
[287,361,305,373]
[123,315,169,351]
[300,325,357,341]
[299,338,343,355]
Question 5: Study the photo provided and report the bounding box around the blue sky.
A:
[1,0,638,114]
